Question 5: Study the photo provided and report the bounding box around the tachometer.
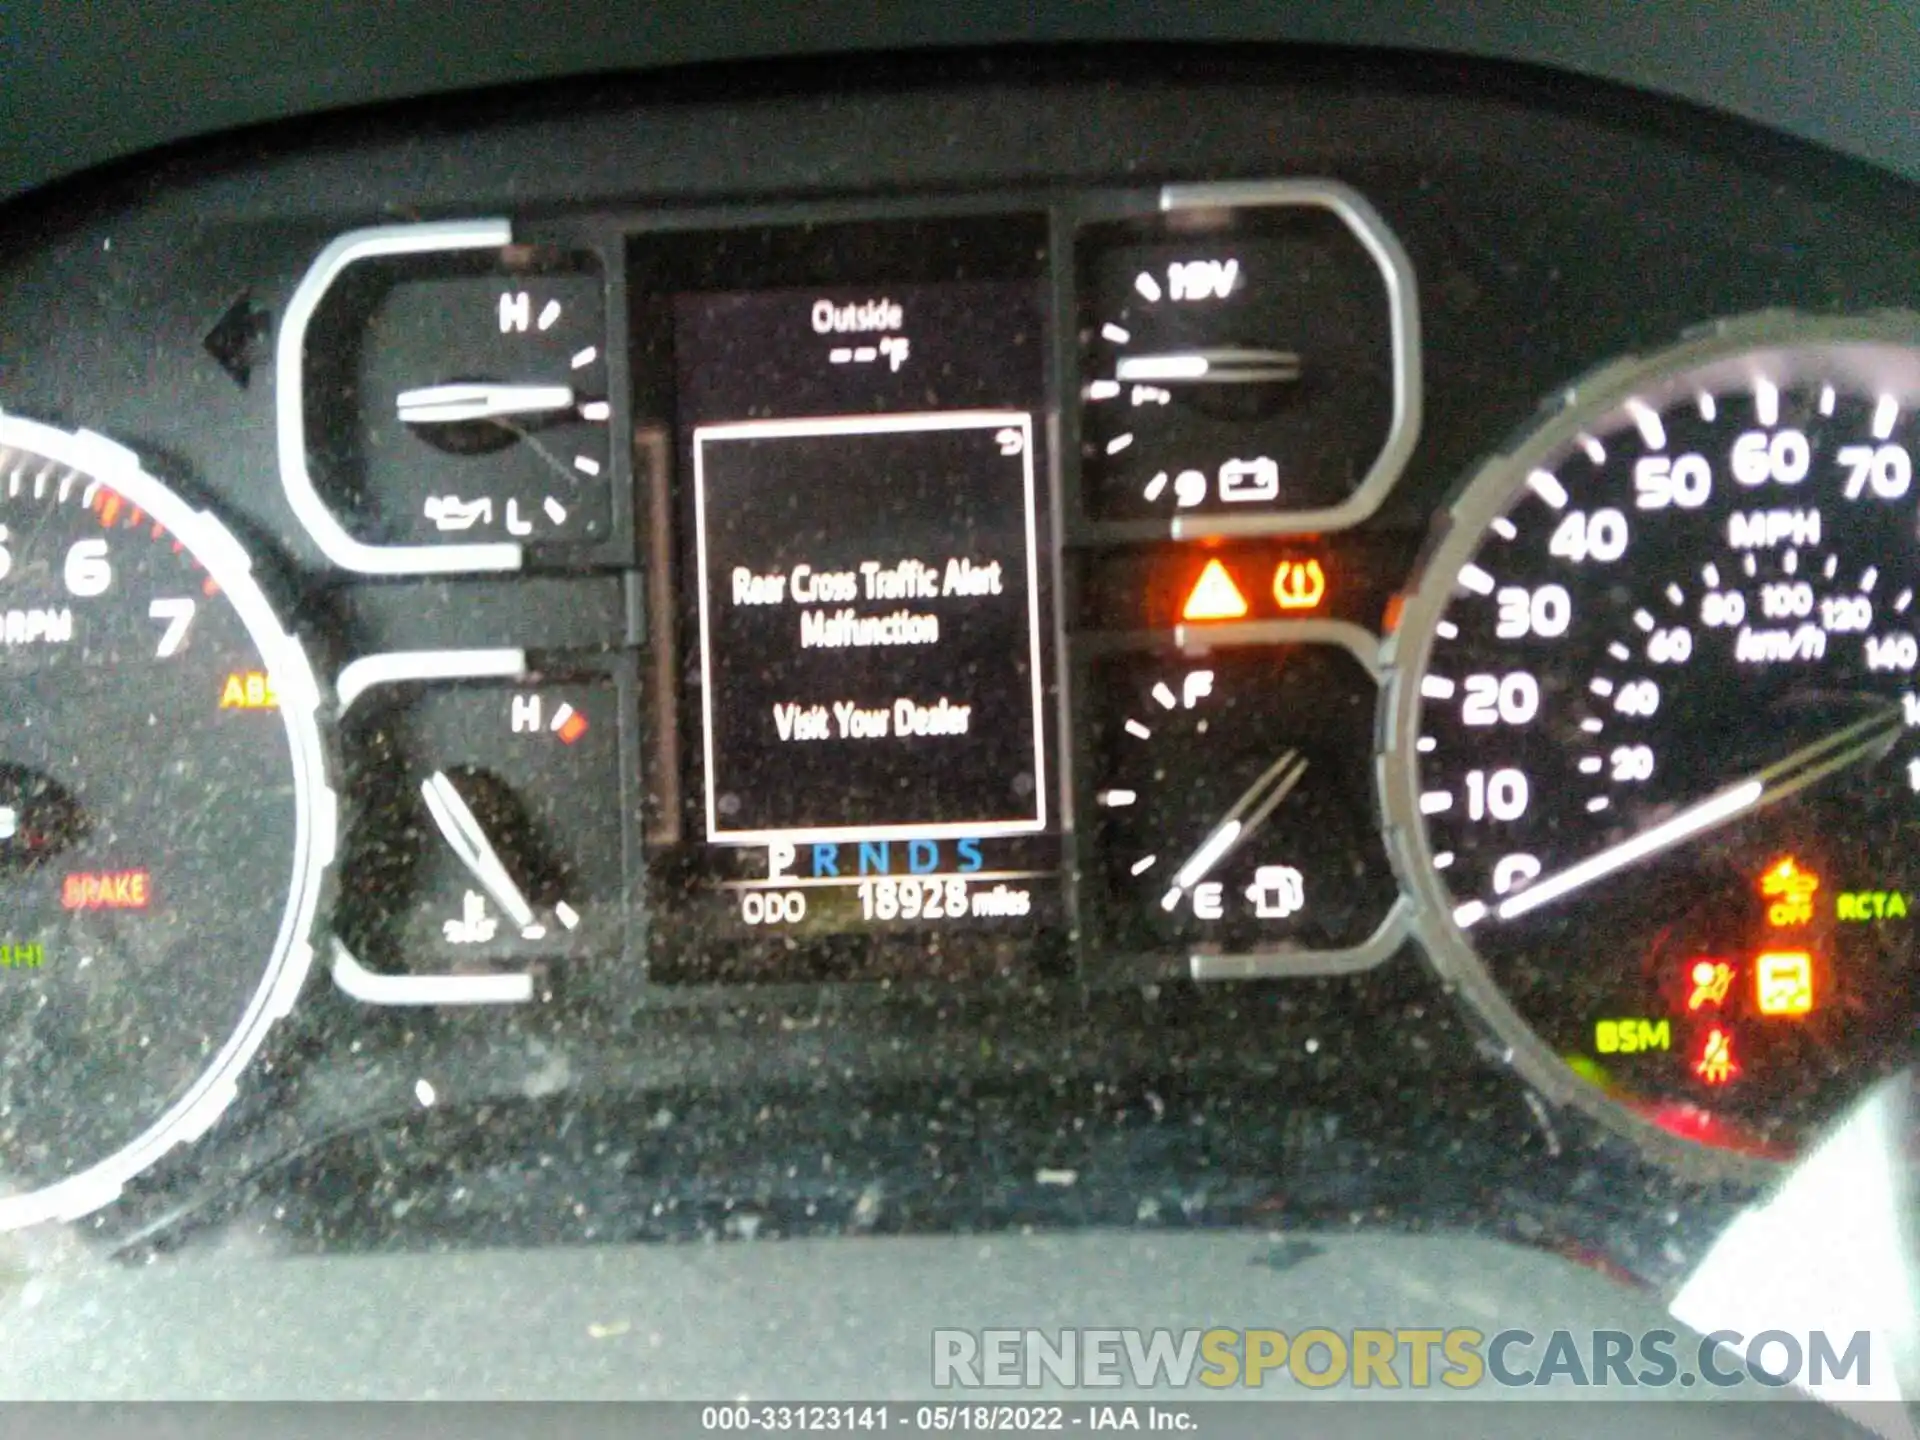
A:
[1383,314,1920,1166]
[0,414,332,1228]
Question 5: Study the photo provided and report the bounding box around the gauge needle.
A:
[419,770,536,929]
[396,382,577,425]
[1160,749,1310,911]
[1114,349,1303,385]
[1492,708,1904,923]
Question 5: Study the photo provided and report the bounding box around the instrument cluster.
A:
[2,57,1918,1238]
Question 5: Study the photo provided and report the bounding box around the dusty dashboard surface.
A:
[0,50,1916,1305]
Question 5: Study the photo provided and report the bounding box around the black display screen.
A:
[638,220,1063,982]
[691,403,1046,840]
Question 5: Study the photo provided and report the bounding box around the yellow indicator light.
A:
[1759,856,1819,928]
[1754,950,1814,1017]
[220,671,278,710]
[1272,558,1327,611]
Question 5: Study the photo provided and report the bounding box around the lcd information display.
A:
[644,249,1062,980]
[693,410,1045,842]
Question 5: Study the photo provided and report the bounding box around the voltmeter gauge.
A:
[1076,183,1418,536]
[282,221,614,574]
[1088,642,1399,962]
[332,652,629,1004]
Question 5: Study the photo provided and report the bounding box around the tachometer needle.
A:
[396,382,577,425]
[418,770,536,929]
[1494,708,1903,922]
[1160,749,1309,911]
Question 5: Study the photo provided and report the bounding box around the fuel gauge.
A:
[331,650,630,1004]
[1077,183,1419,535]
[1086,642,1400,965]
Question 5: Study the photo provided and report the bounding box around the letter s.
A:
[1198,1329,1240,1388]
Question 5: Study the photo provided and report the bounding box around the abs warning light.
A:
[220,671,278,710]
[61,869,151,911]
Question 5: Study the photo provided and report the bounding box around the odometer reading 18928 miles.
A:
[1387,317,1920,1163]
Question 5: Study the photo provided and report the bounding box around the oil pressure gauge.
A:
[1077,182,1419,537]
[281,220,616,574]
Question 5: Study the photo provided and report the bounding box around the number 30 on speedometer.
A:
[1383,313,1920,1169]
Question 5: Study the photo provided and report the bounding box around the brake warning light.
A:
[61,870,151,911]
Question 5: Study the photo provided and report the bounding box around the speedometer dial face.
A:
[1385,316,1920,1164]
[0,415,331,1229]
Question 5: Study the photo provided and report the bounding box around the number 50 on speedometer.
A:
[1383,313,1920,1170]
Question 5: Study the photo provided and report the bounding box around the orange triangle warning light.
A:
[1182,558,1249,622]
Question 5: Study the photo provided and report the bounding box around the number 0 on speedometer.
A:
[1384,314,1920,1166]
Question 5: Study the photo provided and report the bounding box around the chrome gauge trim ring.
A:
[275,218,523,575]
[1377,309,1920,1181]
[0,411,336,1230]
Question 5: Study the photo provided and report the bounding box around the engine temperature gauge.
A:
[331,651,630,1004]
[1088,643,1399,960]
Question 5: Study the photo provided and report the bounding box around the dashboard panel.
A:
[2,51,1918,1263]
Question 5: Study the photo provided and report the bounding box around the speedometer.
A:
[1383,314,1920,1166]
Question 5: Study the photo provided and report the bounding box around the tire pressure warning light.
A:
[1272,557,1327,610]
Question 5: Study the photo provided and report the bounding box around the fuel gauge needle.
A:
[1489,707,1903,924]
[419,770,536,929]
[397,383,576,425]
[1160,749,1310,911]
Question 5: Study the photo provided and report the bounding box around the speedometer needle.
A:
[1160,749,1309,911]
[419,770,536,929]
[1491,708,1903,923]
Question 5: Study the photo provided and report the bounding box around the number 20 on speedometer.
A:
[1384,313,1920,1167]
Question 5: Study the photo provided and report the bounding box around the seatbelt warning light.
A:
[1692,1026,1738,1086]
